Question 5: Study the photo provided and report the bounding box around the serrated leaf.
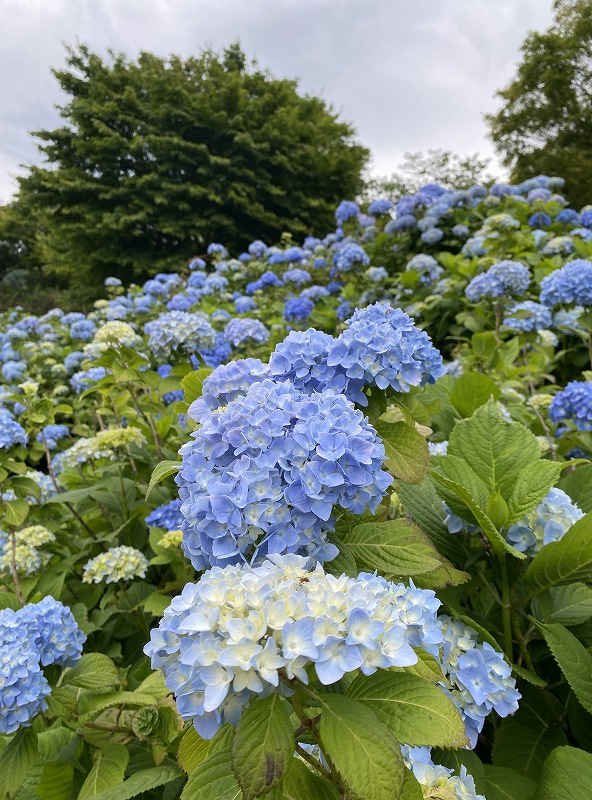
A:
[182,747,241,799]
[317,693,406,800]
[182,368,212,405]
[483,766,536,800]
[36,763,74,800]
[177,726,210,774]
[375,420,429,484]
[537,746,592,799]
[91,765,183,800]
[145,460,181,501]
[62,653,122,690]
[507,460,564,525]
[430,471,526,560]
[78,744,129,800]
[347,672,467,748]
[448,399,540,498]
[430,454,490,514]
[534,620,592,713]
[546,583,592,626]
[45,687,77,718]
[449,371,500,417]
[266,759,339,800]
[492,703,568,780]
[343,519,444,576]
[0,727,38,796]
[525,511,592,593]
[231,693,293,799]
[558,463,592,513]
[78,691,160,720]
[325,534,358,577]
[3,498,29,527]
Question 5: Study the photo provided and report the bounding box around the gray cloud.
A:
[0,0,554,202]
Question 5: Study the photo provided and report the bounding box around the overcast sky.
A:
[1,0,555,203]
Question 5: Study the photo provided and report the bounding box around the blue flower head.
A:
[145,498,185,531]
[540,260,592,306]
[368,198,394,215]
[335,200,360,225]
[284,297,314,323]
[465,261,530,302]
[549,381,592,430]
[331,243,370,274]
[144,311,217,360]
[224,318,270,348]
[188,358,269,422]
[503,301,553,332]
[0,408,27,448]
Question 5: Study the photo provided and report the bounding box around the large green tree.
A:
[487,0,592,207]
[15,43,368,288]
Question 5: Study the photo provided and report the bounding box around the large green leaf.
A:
[548,583,592,626]
[78,744,129,800]
[537,746,592,799]
[343,519,444,576]
[317,693,406,800]
[92,766,183,800]
[36,763,74,800]
[0,728,38,796]
[266,760,339,800]
[507,460,564,525]
[447,399,540,497]
[483,766,536,800]
[430,454,490,513]
[525,512,592,593]
[177,726,210,774]
[62,653,122,690]
[145,460,181,501]
[375,420,429,484]
[182,748,241,799]
[534,620,592,713]
[449,372,500,418]
[231,693,294,799]
[558,463,592,513]
[182,368,213,405]
[347,672,467,748]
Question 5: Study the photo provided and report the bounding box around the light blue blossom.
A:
[549,381,592,430]
[465,261,530,302]
[540,260,592,307]
[506,488,583,555]
[224,318,270,347]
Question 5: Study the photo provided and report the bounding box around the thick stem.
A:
[500,556,513,660]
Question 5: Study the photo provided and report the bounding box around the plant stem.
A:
[500,556,513,659]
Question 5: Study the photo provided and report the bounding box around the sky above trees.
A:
[1,0,554,202]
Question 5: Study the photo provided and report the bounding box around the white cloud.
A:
[0,0,555,202]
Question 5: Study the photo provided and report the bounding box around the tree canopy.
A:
[487,0,592,207]
[13,43,368,290]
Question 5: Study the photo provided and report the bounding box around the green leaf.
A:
[347,672,467,748]
[36,763,74,800]
[62,653,122,690]
[432,749,486,795]
[507,460,564,525]
[537,746,592,799]
[3,498,30,527]
[145,460,181,501]
[325,534,358,577]
[525,511,592,593]
[78,744,129,800]
[182,368,213,405]
[267,759,339,800]
[231,693,294,799]
[449,372,500,417]
[398,769,424,800]
[0,727,38,796]
[375,420,429,484]
[548,583,592,626]
[78,690,160,720]
[182,747,241,799]
[430,454,490,512]
[534,620,592,713]
[483,766,536,800]
[90,766,183,800]
[343,519,444,576]
[430,470,526,560]
[177,726,210,774]
[317,693,406,800]
[558,463,592,512]
[447,399,540,498]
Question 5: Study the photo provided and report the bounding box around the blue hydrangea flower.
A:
[188,358,269,422]
[188,257,206,270]
[336,301,353,321]
[187,271,207,289]
[405,254,443,285]
[506,488,583,555]
[503,301,553,332]
[146,498,185,531]
[440,616,520,748]
[331,243,370,273]
[401,746,484,799]
[368,198,394,215]
[248,240,268,258]
[556,209,580,224]
[176,380,392,569]
[1,360,27,382]
[144,311,216,360]
[104,276,122,287]
[528,212,552,229]
[0,642,50,734]
[15,597,86,667]
[549,381,592,430]
[70,366,108,394]
[283,268,311,286]
[145,555,440,739]
[0,408,27,448]
[335,200,360,224]
[421,227,444,245]
[300,285,330,301]
[69,319,97,341]
[465,261,530,302]
[540,260,592,306]
[224,318,270,347]
[268,329,346,394]
[581,209,592,228]
[366,266,388,283]
[326,303,445,405]
[284,297,314,323]
[452,224,470,238]
[207,243,228,258]
[234,296,257,314]
[37,424,69,450]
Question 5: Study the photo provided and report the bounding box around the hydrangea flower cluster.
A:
[198,332,232,368]
[0,525,56,575]
[440,616,520,748]
[540,259,592,307]
[0,597,85,734]
[37,423,69,450]
[82,545,149,584]
[331,243,370,273]
[159,530,183,549]
[0,408,27,448]
[144,311,216,360]
[188,358,269,422]
[145,554,441,739]
[52,426,145,473]
[503,301,553,332]
[549,381,592,430]
[283,268,311,286]
[506,488,584,555]
[335,200,360,224]
[268,329,343,395]
[284,297,314,323]
[224,318,270,347]
[177,380,392,569]
[70,366,108,394]
[465,261,530,302]
[401,746,484,800]
[405,254,443,285]
[145,498,185,531]
[365,266,388,283]
[326,304,445,405]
